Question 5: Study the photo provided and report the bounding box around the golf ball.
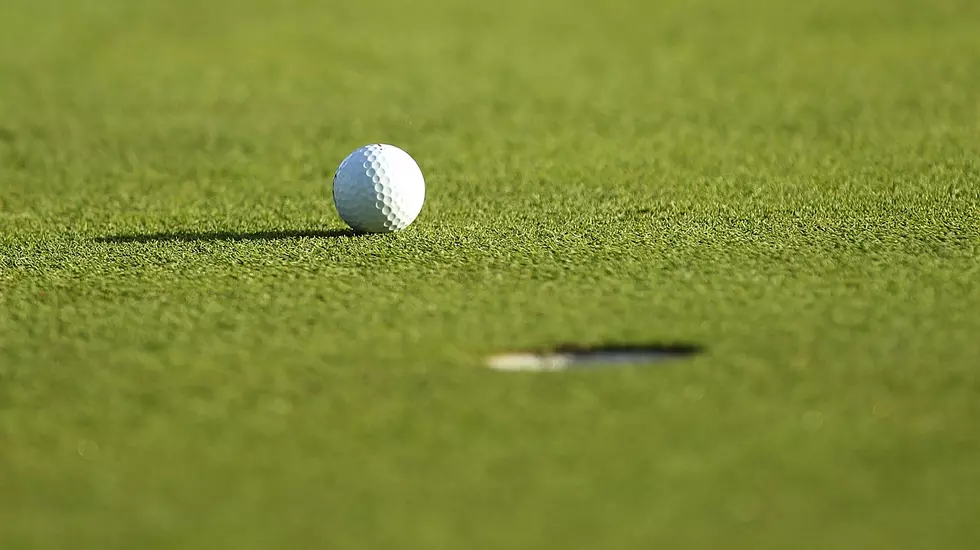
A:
[332,144,425,233]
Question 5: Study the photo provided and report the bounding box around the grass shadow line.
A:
[94,229,360,243]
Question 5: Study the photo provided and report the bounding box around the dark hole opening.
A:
[487,343,703,371]
[551,343,702,356]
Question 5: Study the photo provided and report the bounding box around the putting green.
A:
[1,0,979,548]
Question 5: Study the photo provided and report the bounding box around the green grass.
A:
[2,0,979,548]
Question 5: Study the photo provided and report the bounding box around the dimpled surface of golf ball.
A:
[332,144,425,233]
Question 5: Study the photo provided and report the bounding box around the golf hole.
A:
[486,343,702,372]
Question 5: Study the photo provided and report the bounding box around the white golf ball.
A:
[332,144,425,233]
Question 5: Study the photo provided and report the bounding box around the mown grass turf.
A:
[1,0,979,548]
